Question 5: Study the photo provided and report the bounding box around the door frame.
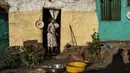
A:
[42,8,61,54]
[0,4,9,54]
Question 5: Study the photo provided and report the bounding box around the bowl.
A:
[47,64,65,73]
[66,61,87,73]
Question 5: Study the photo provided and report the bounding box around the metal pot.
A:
[46,64,65,73]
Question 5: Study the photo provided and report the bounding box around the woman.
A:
[47,17,59,56]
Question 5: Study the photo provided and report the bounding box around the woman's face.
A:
[51,19,55,23]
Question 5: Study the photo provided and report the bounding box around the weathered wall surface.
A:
[7,0,98,52]
[7,0,96,12]
[9,11,43,46]
[60,10,98,52]
[96,0,130,41]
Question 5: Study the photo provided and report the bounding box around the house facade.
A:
[1,0,130,53]
[0,0,98,53]
[96,0,130,41]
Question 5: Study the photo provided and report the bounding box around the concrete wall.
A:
[9,10,98,52]
[7,0,98,52]
[60,10,98,52]
[9,11,43,46]
[96,0,130,41]
[7,0,96,12]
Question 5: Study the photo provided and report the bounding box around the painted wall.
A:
[96,0,130,41]
[7,0,96,12]
[9,10,98,52]
[9,11,43,46]
[7,0,98,52]
[61,10,98,52]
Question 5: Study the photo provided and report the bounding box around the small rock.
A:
[28,68,47,73]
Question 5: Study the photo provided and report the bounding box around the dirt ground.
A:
[0,59,68,73]
[1,51,130,73]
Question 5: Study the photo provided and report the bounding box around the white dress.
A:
[47,22,59,47]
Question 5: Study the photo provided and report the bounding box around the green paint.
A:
[96,0,130,41]
[0,13,9,54]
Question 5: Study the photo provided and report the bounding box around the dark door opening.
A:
[43,8,61,55]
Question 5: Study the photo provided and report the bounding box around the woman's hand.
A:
[56,33,58,36]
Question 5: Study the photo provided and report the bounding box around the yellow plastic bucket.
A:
[66,61,87,73]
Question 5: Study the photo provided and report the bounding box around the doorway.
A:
[43,8,61,54]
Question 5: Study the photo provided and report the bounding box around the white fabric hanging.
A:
[49,9,59,20]
[49,9,59,28]
[49,9,54,18]
[54,10,59,19]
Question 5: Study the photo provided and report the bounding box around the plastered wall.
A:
[9,11,43,46]
[7,0,98,52]
[60,10,98,52]
[96,0,130,41]
[7,0,96,12]
[8,10,98,52]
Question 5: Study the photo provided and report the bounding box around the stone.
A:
[23,40,38,48]
[28,69,47,73]
[122,50,129,64]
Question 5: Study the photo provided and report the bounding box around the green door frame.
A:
[0,11,9,54]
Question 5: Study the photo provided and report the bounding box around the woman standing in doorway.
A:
[47,17,59,56]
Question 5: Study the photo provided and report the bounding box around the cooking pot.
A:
[44,64,65,73]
